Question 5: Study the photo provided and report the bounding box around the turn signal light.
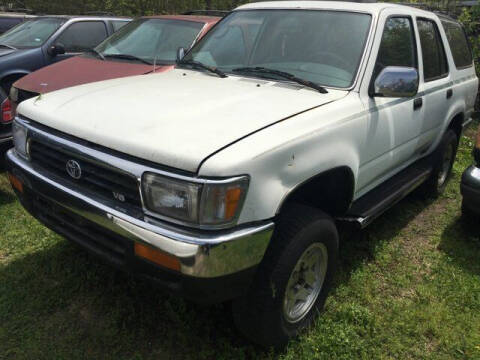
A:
[1,98,13,123]
[134,242,181,271]
[8,173,23,193]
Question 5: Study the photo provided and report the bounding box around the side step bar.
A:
[338,161,433,228]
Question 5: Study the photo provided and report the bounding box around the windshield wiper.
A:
[232,67,328,94]
[87,48,105,61]
[0,43,17,50]
[104,54,152,65]
[178,59,227,78]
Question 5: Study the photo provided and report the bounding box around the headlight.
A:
[9,86,18,103]
[142,173,249,228]
[12,120,28,159]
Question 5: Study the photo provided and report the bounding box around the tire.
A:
[421,130,458,198]
[461,200,478,222]
[232,203,339,348]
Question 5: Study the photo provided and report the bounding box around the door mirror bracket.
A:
[47,43,66,57]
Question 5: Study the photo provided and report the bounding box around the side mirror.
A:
[47,43,66,57]
[176,47,185,63]
[370,66,419,98]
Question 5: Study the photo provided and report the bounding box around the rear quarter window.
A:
[441,20,473,69]
[0,17,22,33]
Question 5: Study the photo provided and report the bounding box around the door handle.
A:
[413,98,423,110]
[446,89,453,99]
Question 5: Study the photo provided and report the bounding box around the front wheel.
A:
[232,203,339,348]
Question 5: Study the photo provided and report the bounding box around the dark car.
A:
[0,12,36,34]
[461,125,480,218]
[0,15,130,144]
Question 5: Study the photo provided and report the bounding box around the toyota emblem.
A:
[66,160,82,180]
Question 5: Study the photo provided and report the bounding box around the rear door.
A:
[47,20,109,64]
[414,16,451,151]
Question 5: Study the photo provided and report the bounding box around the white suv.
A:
[6,1,478,347]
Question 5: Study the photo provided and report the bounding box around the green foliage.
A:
[459,5,480,74]
[459,5,480,109]
[1,0,249,16]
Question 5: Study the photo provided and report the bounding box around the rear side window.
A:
[417,19,449,81]
[0,17,22,33]
[441,20,473,69]
[374,17,417,79]
[56,21,108,52]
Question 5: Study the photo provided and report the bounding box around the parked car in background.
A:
[461,125,480,217]
[0,15,219,146]
[0,15,130,102]
[6,1,478,347]
[0,11,36,34]
[0,15,130,145]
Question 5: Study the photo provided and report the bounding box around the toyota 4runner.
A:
[6,1,478,347]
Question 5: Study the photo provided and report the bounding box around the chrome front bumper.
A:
[6,149,274,280]
[0,135,12,144]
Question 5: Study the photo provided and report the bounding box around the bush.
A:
[459,5,480,111]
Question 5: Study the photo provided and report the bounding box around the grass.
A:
[1,122,480,360]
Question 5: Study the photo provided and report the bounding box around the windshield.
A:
[95,18,205,65]
[184,10,372,89]
[0,18,64,48]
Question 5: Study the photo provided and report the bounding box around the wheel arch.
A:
[276,166,356,218]
[0,71,30,93]
[446,111,465,140]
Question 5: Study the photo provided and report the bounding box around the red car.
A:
[1,14,220,139]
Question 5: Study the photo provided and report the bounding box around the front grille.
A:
[29,139,143,211]
[31,192,130,266]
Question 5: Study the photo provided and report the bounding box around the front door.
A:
[357,12,424,195]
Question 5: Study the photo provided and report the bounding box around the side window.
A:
[374,17,417,80]
[56,21,108,52]
[0,17,22,33]
[112,20,129,32]
[441,20,473,69]
[417,19,449,81]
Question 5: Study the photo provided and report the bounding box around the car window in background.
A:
[417,19,449,81]
[96,18,204,64]
[0,17,23,34]
[373,17,417,79]
[441,20,473,69]
[112,20,129,32]
[186,10,372,88]
[56,21,108,52]
[0,17,64,48]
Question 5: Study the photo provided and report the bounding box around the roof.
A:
[142,14,221,23]
[236,1,436,15]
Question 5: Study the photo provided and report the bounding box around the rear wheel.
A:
[232,203,339,348]
[422,130,458,197]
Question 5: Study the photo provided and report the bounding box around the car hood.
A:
[18,69,348,173]
[14,56,172,94]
